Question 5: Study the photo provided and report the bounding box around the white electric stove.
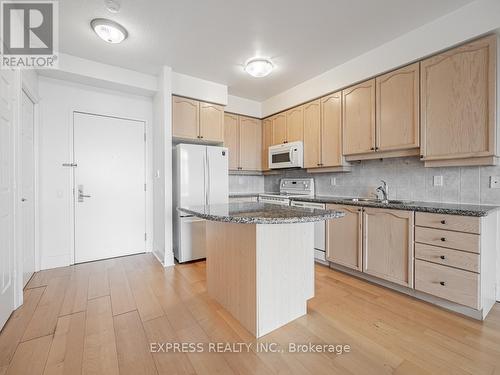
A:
[258,178,328,264]
[258,178,315,205]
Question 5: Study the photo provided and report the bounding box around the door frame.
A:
[69,110,150,265]
[17,87,39,286]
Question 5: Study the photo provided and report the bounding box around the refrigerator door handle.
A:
[206,150,211,205]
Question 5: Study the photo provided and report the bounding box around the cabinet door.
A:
[286,106,304,143]
[200,102,224,142]
[303,100,321,168]
[363,208,414,287]
[325,204,362,271]
[421,35,496,161]
[321,92,343,167]
[224,113,239,170]
[376,63,420,151]
[262,118,273,170]
[172,96,199,139]
[342,79,376,155]
[272,113,287,145]
[239,117,262,171]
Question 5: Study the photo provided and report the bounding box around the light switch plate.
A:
[433,175,443,187]
[490,176,500,189]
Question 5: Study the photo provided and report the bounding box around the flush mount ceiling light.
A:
[244,57,274,78]
[91,18,128,44]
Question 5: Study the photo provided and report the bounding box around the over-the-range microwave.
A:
[268,141,304,169]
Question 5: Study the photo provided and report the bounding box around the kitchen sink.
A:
[343,198,410,205]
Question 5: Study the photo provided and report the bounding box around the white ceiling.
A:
[59,0,475,101]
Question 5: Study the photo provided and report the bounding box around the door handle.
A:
[21,198,27,202]
[78,185,91,202]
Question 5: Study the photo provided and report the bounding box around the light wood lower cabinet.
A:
[325,204,362,271]
[363,207,414,287]
[172,95,224,142]
[223,114,261,171]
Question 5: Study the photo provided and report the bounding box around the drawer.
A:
[415,243,479,273]
[415,259,479,309]
[415,226,480,253]
[415,212,480,234]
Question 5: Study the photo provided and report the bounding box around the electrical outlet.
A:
[490,176,500,189]
[330,177,336,186]
[433,175,443,187]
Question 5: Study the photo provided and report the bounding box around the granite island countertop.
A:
[178,202,344,224]
[291,195,500,217]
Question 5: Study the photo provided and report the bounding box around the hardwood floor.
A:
[1,253,499,374]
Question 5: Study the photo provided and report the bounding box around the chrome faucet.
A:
[376,180,389,203]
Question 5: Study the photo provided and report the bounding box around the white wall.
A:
[262,0,500,117]
[153,66,174,266]
[226,95,262,118]
[38,77,154,269]
[172,72,227,105]
[38,53,157,96]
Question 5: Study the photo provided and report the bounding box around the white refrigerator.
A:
[173,144,228,262]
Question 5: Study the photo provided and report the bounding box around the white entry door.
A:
[0,70,16,329]
[21,91,35,286]
[74,112,146,263]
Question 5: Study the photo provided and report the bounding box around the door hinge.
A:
[144,233,147,241]
[144,132,146,142]
[144,183,146,191]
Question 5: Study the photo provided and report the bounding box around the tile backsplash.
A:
[264,156,500,206]
[229,174,265,194]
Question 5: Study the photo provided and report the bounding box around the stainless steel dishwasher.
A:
[290,200,328,264]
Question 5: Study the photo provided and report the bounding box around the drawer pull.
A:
[440,237,446,242]
[440,220,446,224]
[440,255,446,260]
[439,281,446,286]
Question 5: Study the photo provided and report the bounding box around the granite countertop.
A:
[291,195,500,217]
[229,192,263,198]
[178,202,344,224]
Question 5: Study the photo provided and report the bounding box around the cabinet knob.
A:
[370,147,375,150]
[440,255,446,260]
[440,220,446,224]
[439,281,446,286]
[375,147,379,151]
[440,237,446,242]
[200,136,204,139]
[420,155,424,159]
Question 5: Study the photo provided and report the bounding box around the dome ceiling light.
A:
[244,57,274,78]
[91,18,128,44]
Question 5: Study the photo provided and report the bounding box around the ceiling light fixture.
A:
[91,18,128,44]
[244,57,274,78]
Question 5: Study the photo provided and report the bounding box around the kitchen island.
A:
[178,203,343,337]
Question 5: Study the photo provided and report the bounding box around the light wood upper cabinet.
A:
[321,92,343,167]
[224,113,239,170]
[262,118,272,171]
[286,106,304,143]
[376,63,420,152]
[172,96,199,139]
[303,100,321,168]
[239,117,262,171]
[420,35,497,166]
[363,208,414,287]
[272,113,287,145]
[224,114,262,171]
[200,102,224,142]
[326,204,363,271]
[342,79,376,155]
